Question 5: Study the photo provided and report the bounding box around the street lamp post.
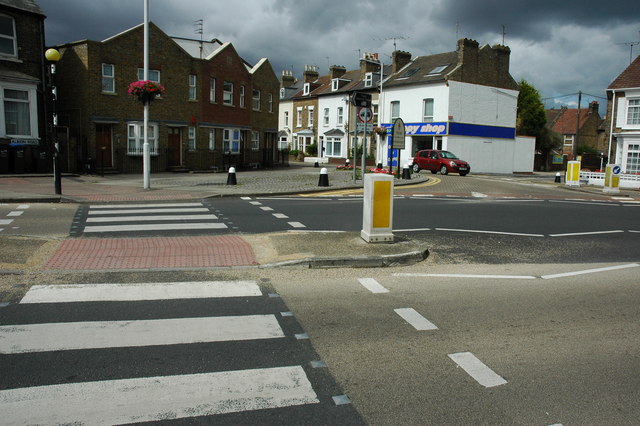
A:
[45,48,61,195]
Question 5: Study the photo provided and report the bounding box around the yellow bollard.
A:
[603,164,621,194]
[565,161,581,187]
[361,173,394,243]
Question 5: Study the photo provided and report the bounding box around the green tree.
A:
[516,79,547,141]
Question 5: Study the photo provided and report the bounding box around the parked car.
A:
[412,149,470,176]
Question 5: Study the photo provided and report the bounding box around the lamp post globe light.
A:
[45,48,62,195]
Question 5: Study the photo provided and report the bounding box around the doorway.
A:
[95,124,113,167]
[168,127,182,167]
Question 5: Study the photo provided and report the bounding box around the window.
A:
[268,93,273,113]
[422,98,434,122]
[372,104,379,125]
[252,131,259,150]
[325,137,342,156]
[331,79,339,91]
[138,69,160,83]
[627,99,640,125]
[252,89,261,110]
[188,127,196,150]
[280,88,285,99]
[337,107,344,125]
[3,88,31,136]
[303,83,310,96]
[0,14,17,57]
[209,78,216,102]
[208,129,216,150]
[296,107,302,127]
[127,122,158,155]
[308,107,314,126]
[364,72,373,88]
[626,144,640,174]
[426,65,448,75]
[391,101,400,120]
[284,111,289,127]
[323,108,330,126]
[223,81,233,105]
[102,64,115,93]
[188,74,197,100]
[223,128,240,153]
[240,85,245,108]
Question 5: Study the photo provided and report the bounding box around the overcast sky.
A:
[40,0,639,115]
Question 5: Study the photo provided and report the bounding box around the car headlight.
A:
[449,161,457,167]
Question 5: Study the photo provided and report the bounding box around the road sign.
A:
[613,165,621,175]
[358,107,373,123]
[351,92,372,108]
[391,118,405,149]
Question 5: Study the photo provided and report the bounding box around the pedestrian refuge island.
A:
[361,173,394,243]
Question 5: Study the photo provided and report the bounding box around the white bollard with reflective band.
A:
[603,164,621,194]
[565,160,580,187]
[361,173,394,243]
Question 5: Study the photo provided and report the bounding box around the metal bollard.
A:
[318,167,329,187]
[402,162,411,180]
[226,166,237,185]
[554,172,561,183]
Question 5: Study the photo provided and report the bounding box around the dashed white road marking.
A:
[541,263,639,280]
[472,192,488,198]
[7,210,24,217]
[394,308,438,331]
[394,273,536,280]
[273,213,289,219]
[0,367,319,425]
[0,219,13,225]
[249,201,262,206]
[358,278,389,294]
[260,206,274,211]
[288,221,306,228]
[549,230,625,237]
[448,352,507,388]
[16,204,30,209]
[436,228,545,237]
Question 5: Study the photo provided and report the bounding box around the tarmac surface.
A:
[1,163,637,273]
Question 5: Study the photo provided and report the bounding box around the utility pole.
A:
[574,91,582,159]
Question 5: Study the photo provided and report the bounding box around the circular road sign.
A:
[358,107,373,123]
[612,165,621,175]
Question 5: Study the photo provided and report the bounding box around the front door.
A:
[168,127,181,167]
[95,124,113,168]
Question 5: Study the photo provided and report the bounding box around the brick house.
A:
[605,54,640,174]
[546,102,603,156]
[0,0,47,174]
[52,22,279,174]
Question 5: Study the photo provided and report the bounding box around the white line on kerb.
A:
[358,278,389,293]
[394,308,438,331]
[395,227,431,232]
[0,366,319,425]
[394,273,536,280]
[541,263,639,280]
[448,352,507,388]
[288,222,306,228]
[436,228,544,237]
[549,230,625,237]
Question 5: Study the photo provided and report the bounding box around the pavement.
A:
[0,163,637,272]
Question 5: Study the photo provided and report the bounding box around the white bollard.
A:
[226,167,237,185]
[318,167,329,187]
[361,173,394,243]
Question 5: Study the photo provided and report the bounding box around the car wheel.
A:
[439,165,448,175]
[430,169,437,174]
[412,164,420,173]
[459,172,468,176]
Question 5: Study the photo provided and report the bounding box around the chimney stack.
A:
[329,65,346,79]
[303,65,319,83]
[280,70,295,88]
[392,50,412,74]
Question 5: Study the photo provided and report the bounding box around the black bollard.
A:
[402,164,411,180]
[318,167,329,187]
[554,172,561,183]
[314,161,319,168]
[226,166,237,185]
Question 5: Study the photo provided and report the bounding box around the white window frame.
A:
[422,98,434,122]
[391,101,400,120]
[284,111,289,128]
[627,98,640,125]
[625,143,640,174]
[223,128,241,154]
[1,83,39,138]
[331,79,339,92]
[223,81,233,105]
[209,78,216,102]
[323,108,330,126]
[102,64,115,93]
[337,107,344,125]
[252,130,260,150]
[188,126,196,150]
[240,85,245,108]
[364,72,373,88]
[208,128,216,150]
[279,87,285,99]
[308,106,314,127]
[296,107,302,127]
[127,122,158,156]
[137,69,160,83]
[188,74,197,100]
[268,93,273,112]
[253,89,261,111]
[303,83,310,96]
[325,137,342,157]
[0,14,17,57]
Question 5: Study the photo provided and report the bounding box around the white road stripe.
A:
[541,263,639,280]
[394,308,438,330]
[89,203,203,209]
[7,210,24,217]
[394,273,536,280]
[88,207,210,215]
[249,201,262,205]
[0,219,13,225]
[273,213,289,219]
[549,230,624,237]
[17,204,30,209]
[260,206,274,211]
[86,214,219,223]
[448,352,507,388]
[472,192,488,198]
[0,366,319,425]
[358,278,389,293]
[83,223,228,232]
[288,222,306,228]
[395,227,431,232]
[436,228,545,237]
[0,315,284,354]
[20,281,262,304]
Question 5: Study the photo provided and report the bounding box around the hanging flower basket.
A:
[128,80,165,104]
[373,126,389,136]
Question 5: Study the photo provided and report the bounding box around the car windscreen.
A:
[439,151,458,159]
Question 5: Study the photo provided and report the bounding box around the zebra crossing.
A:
[71,202,229,236]
[0,280,360,425]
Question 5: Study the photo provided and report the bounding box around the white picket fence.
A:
[579,171,640,189]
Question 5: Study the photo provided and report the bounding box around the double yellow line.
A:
[299,177,442,197]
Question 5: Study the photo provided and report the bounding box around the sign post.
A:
[351,92,372,182]
[391,118,405,175]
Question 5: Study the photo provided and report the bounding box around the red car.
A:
[412,149,470,176]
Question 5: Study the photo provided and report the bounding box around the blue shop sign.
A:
[381,122,514,139]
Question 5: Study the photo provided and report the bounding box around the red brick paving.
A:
[44,236,257,270]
